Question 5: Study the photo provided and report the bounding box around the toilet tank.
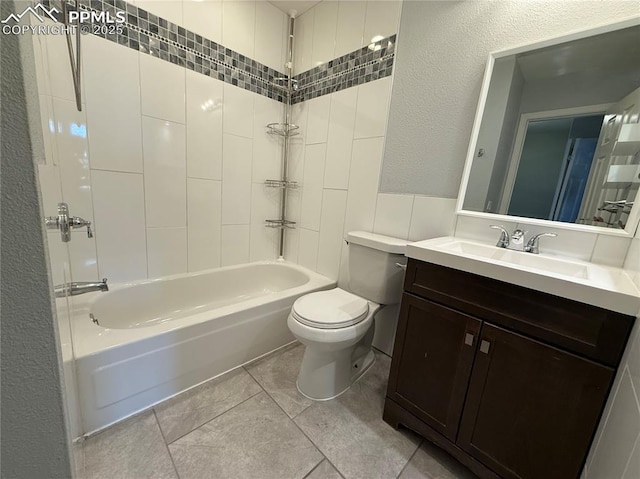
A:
[346,231,408,305]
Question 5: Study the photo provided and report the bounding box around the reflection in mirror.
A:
[462,24,640,230]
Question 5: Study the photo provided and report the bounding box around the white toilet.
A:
[287,231,407,400]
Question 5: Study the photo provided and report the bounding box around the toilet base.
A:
[296,346,376,401]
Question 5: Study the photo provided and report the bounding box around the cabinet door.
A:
[458,323,613,479]
[388,294,482,441]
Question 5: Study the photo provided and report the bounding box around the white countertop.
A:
[406,236,640,317]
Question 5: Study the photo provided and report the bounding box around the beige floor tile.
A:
[83,411,177,479]
[294,351,420,479]
[246,343,314,417]
[169,391,323,479]
[398,441,478,479]
[154,367,262,443]
[305,459,343,479]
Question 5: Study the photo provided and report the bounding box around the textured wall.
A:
[380,0,640,196]
[0,0,73,476]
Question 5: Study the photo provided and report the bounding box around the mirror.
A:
[459,20,640,234]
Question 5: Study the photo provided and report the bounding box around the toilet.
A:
[287,231,408,400]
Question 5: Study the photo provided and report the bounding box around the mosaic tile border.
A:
[44,0,288,101]
[41,0,395,103]
[292,35,396,103]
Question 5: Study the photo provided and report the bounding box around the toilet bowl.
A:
[288,231,407,400]
[288,288,380,400]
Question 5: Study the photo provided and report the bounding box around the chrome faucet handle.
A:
[511,229,526,245]
[70,216,93,238]
[525,232,557,254]
[45,202,94,242]
[490,225,510,248]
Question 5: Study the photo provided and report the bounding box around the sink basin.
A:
[406,237,640,316]
[440,239,589,279]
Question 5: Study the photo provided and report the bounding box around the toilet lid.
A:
[292,289,369,329]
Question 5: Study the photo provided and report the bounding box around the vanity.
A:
[383,17,640,479]
[383,237,637,479]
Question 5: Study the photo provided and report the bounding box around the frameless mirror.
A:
[459,20,640,234]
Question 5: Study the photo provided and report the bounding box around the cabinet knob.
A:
[480,340,491,354]
[464,332,475,346]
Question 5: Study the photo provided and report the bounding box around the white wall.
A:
[35,0,288,286]
[584,225,640,479]
[380,0,640,197]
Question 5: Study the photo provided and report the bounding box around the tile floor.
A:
[76,343,478,479]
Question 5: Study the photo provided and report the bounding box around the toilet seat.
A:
[292,289,369,330]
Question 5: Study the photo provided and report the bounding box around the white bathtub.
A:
[69,261,334,435]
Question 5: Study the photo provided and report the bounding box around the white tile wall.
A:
[222,0,255,59]
[293,0,402,74]
[317,189,348,280]
[354,76,392,139]
[305,95,331,144]
[324,88,358,190]
[140,54,186,124]
[408,196,457,241]
[335,1,367,58]
[135,0,183,25]
[53,98,94,221]
[311,1,338,67]
[91,170,148,282]
[363,0,401,45]
[221,133,253,225]
[83,35,143,173]
[147,227,188,277]
[249,183,280,261]
[373,193,414,239]
[187,178,222,271]
[221,224,250,266]
[254,1,286,72]
[223,83,255,139]
[344,137,384,233]
[142,116,187,227]
[252,95,282,183]
[298,228,320,271]
[182,0,222,44]
[186,70,223,180]
[35,0,290,287]
[300,143,327,231]
[293,7,315,75]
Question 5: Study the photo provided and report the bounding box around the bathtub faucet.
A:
[54,279,108,298]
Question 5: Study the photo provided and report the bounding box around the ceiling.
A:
[268,1,321,17]
[516,25,640,83]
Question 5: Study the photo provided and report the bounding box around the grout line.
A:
[136,48,151,280]
[152,409,182,479]
[395,439,423,479]
[162,386,263,447]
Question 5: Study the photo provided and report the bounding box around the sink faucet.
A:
[54,279,108,298]
[490,226,557,254]
[490,226,525,250]
[525,233,557,254]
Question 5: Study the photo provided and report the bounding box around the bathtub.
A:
[68,261,334,435]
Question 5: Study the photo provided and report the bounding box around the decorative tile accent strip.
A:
[42,1,395,103]
[44,0,288,102]
[292,35,396,104]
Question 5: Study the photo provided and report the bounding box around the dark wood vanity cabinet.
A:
[384,259,635,479]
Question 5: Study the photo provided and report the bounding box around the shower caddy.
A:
[265,14,299,259]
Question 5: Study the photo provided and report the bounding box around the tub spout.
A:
[55,279,108,298]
